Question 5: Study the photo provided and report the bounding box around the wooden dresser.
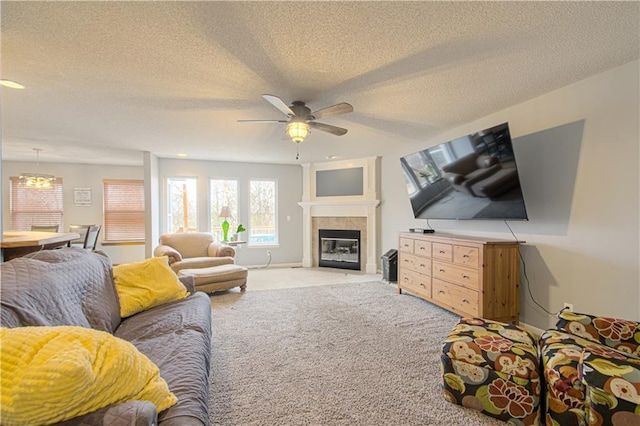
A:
[397,232,522,324]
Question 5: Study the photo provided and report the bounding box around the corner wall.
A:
[380,60,640,328]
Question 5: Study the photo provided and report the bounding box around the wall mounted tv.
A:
[400,122,528,220]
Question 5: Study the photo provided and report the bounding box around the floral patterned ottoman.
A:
[441,317,541,425]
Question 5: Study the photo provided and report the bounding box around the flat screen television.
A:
[400,122,528,220]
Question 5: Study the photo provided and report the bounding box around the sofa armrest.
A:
[208,242,236,258]
[154,245,183,264]
[178,274,196,294]
[444,172,465,186]
[55,400,158,426]
[556,310,640,352]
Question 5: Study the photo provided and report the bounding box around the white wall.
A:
[158,158,303,267]
[1,161,145,265]
[379,60,640,329]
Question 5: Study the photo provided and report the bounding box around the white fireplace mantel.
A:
[297,157,380,274]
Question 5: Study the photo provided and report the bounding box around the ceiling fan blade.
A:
[237,119,288,123]
[311,102,353,120]
[308,121,348,136]
[262,94,295,117]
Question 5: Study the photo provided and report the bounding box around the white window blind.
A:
[103,179,145,242]
[9,176,63,231]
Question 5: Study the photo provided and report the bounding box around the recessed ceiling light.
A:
[177,153,187,157]
[326,155,338,160]
[0,80,25,89]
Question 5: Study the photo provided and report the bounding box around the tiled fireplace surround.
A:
[298,157,380,274]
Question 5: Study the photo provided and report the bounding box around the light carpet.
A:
[209,281,504,425]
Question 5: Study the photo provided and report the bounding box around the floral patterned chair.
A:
[540,310,640,426]
[441,317,541,425]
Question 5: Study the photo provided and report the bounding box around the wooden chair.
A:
[31,225,59,232]
[82,225,101,250]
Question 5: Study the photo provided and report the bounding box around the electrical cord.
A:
[504,221,558,316]
[253,251,272,269]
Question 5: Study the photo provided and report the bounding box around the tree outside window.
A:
[210,179,238,241]
[249,179,277,245]
[167,177,197,233]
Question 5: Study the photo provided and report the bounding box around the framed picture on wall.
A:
[74,187,92,206]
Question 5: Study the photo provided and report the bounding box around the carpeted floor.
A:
[208,281,505,425]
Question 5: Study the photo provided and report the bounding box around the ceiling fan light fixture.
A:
[286,121,309,143]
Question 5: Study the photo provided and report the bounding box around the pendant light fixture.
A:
[19,148,55,189]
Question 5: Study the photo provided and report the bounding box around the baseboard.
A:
[246,262,303,270]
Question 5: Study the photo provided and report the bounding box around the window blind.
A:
[9,176,63,231]
[103,179,145,242]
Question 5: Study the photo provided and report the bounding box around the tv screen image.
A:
[400,122,528,220]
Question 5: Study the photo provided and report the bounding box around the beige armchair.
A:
[154,232,236,272]
[153,232,248,293]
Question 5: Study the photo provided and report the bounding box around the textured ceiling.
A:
[1,1,638,166]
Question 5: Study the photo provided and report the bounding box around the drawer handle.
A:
[419,263,426,267]
[463,254,469,258]
[419,247,425,250]
[439,250,445,254]
[462,274,469,279]
[439,269,445,272]
[462,299,469,304]
[404,244,409,248]
[438,290,445,295]
[420,283,426,288]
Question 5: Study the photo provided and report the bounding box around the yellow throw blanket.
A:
[0,326,177,425]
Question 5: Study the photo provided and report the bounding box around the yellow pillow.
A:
[113,256,189,317]
[0,326,177,425]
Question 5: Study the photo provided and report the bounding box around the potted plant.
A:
[232,224,246,242]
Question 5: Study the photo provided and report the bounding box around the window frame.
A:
[248,178,278,247]
[209,178,239,241]
[9,176,64,231]
[166,176,198,233]
[103,179,145,243]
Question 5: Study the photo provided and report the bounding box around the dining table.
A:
[1,231,81,261]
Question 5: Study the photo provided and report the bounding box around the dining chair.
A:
[69,224,94,245]
[31,225,59,232]
[82,225,101,251]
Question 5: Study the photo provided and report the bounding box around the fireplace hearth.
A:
[318,229,361,271]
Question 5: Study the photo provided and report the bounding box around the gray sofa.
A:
[0,248,212,426]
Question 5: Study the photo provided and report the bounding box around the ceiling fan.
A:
[238,94,353,146]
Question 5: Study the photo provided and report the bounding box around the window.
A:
[9,176,63,231]
[210,179,238,241]
[167,177,197,233]
[103,179,145,242]
[249,179,277,245]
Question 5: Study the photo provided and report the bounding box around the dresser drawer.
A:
[414,240,432,258]
[399,269,431,298]
[432,260,480,289]
[453,245,480,267]
[399,252,432,274]
[399,237,414,253]
[432,243,453,261]
[432,279,479,316]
